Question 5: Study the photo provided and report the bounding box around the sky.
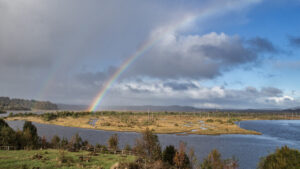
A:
[0,0,300,109]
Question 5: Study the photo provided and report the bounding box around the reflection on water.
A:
[6,120,300,169]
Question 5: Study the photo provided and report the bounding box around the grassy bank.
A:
[5,112,269,135]
[0,149,135,169]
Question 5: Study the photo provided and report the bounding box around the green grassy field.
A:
[0,149,135,169]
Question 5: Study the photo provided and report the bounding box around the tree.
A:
[22,121,39,149]
[163,145,177,165]
[189,148,200,169]
[173,142,190,169]
[41,136,48,149]
[23,121,38,138]
[201,149,224,169]
[51,135,61,149]
[108,134,119,151]
[69,133,82,151]
[0,118,9,130]
[134,128,162,162]
[258,146,300,169]
[0,126,17,147]
[60,137,69,149]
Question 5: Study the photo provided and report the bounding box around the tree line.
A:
[0,97,58,110]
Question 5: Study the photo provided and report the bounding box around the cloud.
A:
[163,82,198,91]
[248,37,277,53]
[288,36,300,47]
[2,0,295,110]
[126,32,274,80]
[106,80,297,109]
[273,61,300,70]
[261,87,283,97]
[76,67,117,86]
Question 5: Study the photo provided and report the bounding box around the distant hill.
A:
[56,104,87,111]
[99,105,202,112]
[0,97,58,110]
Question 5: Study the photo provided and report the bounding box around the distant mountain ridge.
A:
[100,105,201,112]
[57,104,87,111]
[0,97,58,110]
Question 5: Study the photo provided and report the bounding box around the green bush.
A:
[206,119,214,123]
[258,146,300,169]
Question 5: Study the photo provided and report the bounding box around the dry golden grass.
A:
[7,114,262,135]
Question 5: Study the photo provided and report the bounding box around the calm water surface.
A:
[7,120,300,169]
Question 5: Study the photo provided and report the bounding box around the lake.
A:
[7,120,300,169]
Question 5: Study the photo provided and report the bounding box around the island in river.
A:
[6,110,300,135]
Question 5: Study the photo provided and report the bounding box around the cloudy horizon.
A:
[0,0,300,109]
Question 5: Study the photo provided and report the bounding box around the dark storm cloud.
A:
[288,36,300,47]
[0,0,188,100]
[127,33,276,80]
[248,37,277,53]
[76,67,116,86]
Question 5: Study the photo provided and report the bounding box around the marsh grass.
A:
[0,149,135,169]
[6,113,264,135]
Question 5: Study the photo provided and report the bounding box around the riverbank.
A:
[5,113,263,135]
[0,149,135,169]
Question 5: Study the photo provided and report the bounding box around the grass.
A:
[6,111,300,135]
[0,149,135,169]
[6,113,267,135]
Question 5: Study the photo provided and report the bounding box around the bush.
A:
[68,133,82,151]
[258,146,300,169]
[101,122,111,126]
[42,113,58,121]
[51,135,61,149]
[134,128,162,162]
[173,142,190,169]
[95,144,108,153]
[206,119,214,123]
[215,119,223,124]
[124,144,132,151]
[201,149,238,169]
[108,134,118,151]
[162,145,176,165]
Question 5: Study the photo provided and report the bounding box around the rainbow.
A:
[88,14,197,112]
[88,0,246,111]
[88,39,159,111]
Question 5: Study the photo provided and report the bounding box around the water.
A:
[6,120,300,169]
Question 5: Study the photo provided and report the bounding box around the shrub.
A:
[173,142,190,169]
[42,113,58,121]
[95,144,108,153]
[215,119,223,124]
[108,134,119,151]
[162,145,176,165]
[201,149,238,169]
[134,128,162,162]
[124,144,132,151]
[258,146,300,169]
[206,119,214,123]
[51,135,61,149]
[101,122,111,126]
[68,133,82,151]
